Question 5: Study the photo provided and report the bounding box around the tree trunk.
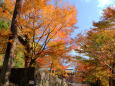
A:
[23,37,32,68]
[0,0,23,85]
[18,35,32,68]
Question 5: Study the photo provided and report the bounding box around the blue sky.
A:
[67,0,115,36]
[66,0,115,58]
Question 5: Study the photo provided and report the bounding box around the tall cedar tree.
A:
[0,0,23,85]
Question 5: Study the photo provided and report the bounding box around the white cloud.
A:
[81,0,115,15]
[83,0,114,8]
[96,0,115,16]
[97,0,113,8]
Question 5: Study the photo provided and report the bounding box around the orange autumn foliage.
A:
[0,0,77,73]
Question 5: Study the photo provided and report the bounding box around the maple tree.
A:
[17,0,77,68]
[0,0,77,85]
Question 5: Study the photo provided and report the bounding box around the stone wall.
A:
[0,68,68,86]
[35,69,68,86]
